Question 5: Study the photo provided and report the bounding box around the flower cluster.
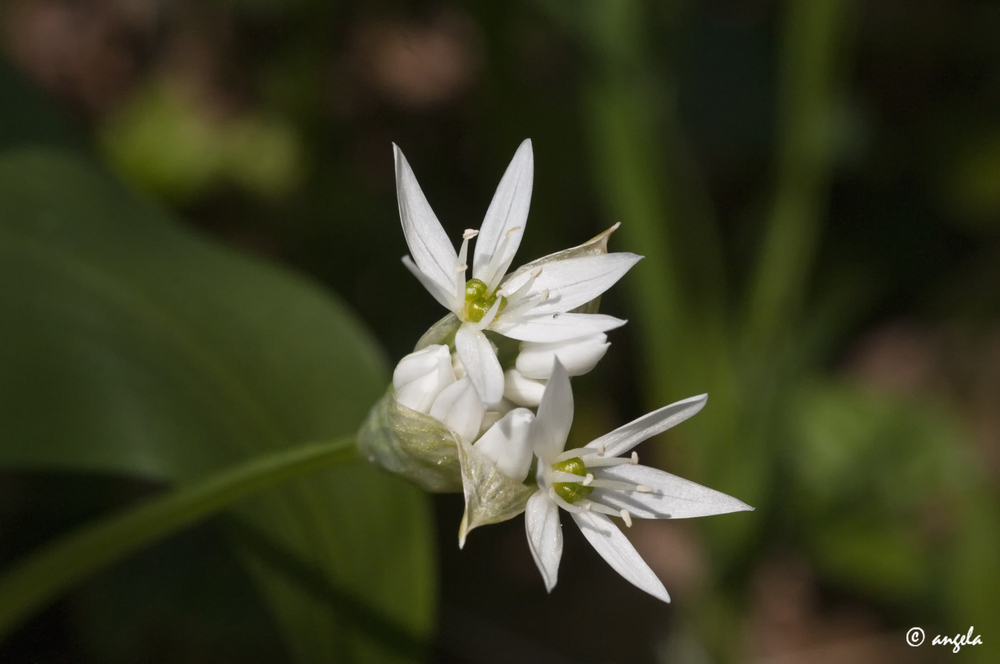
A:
[358,139,752,601]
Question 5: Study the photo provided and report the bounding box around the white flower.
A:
[429,377,485,444]
[394,139,641,406]
[392,344,456,413]
[525,361,754,602]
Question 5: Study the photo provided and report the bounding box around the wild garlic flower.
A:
[394,139,640,406]
[525,361,753,601]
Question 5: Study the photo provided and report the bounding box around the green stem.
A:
[744,0,853,353]
[0,435,358,641]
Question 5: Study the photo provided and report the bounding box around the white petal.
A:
[454,325,504,406]
[502,368,546,407]
[591,464,754,519]
[473,139,533,290]
[587,394,707,458]
[525,491,562,592]
[392,345,456,413]
[502,253,641,314]
[474,408,535,481]
[394,144,459,306]
[402,256,458,311]
[429,378,485,443]
[531,360,573,462]
[516,333,609,379]
[493,312,626,342]
[570,511,669,602]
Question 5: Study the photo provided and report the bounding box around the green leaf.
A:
[0,437,355,642]
[0,148,434,662]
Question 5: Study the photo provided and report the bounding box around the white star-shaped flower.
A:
[394,139,641,406]
[525,361,754,601]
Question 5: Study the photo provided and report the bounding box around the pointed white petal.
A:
[516,333,610,379]
[493,312,626,342]
[525,491,562,592]
[502,253,641,314]
[394,144,459,303]
[591,465,754,519]
[531,360,573,461]
[429,378,485,443]
[570,511,669,602]
[454,325,504,406]
[474,139,533,289]
[587,394,707,458]
[474,408,535,481]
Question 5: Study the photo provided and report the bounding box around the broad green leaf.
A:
[0,436,355,642]
[0,149,434,662]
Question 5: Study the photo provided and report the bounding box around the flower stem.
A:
[743,0,855,354]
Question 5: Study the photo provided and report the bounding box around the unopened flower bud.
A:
[393,345,456,413]
[515,333,610,379]
[430,377,485,443]
[502,368,546,407]
[474,408,535,481]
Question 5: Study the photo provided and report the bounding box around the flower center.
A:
[551,457,594,503]
[463,278,507,323]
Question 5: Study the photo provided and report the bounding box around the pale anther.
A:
[505,225,522,238]
[462,229,479,239]
[455,264,468,272]
[620,509,633,528]
[596,442,605,457]
[583,473,594,486]
[531,266,543,278]
[631,451,638,465]
[539,289,550,302]
[636,485,652,493]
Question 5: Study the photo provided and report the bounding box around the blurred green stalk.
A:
[744,0,853,354]
[0,435,357,642]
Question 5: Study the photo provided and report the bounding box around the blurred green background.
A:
[1,0,999,662]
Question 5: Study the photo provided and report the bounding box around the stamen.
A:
[620,509,633,528]
[582,456,633,468]
[555,447,595,463]
[582,473,594,486]
[597,442,605,457]
[551,470,587,484]
[589,478,648,492]
[549,488,590,514]
[455,264,468,273]
[462,229,479,239]
[484,226,523,292]
[637,485,652,493]
[531,266,543,278]
[578,500,620,517]
[473,295,504,330]
[539,289,550,302]
[631,451,639,465]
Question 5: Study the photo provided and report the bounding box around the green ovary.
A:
[463,278,507,323]
[551,457,594,504]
